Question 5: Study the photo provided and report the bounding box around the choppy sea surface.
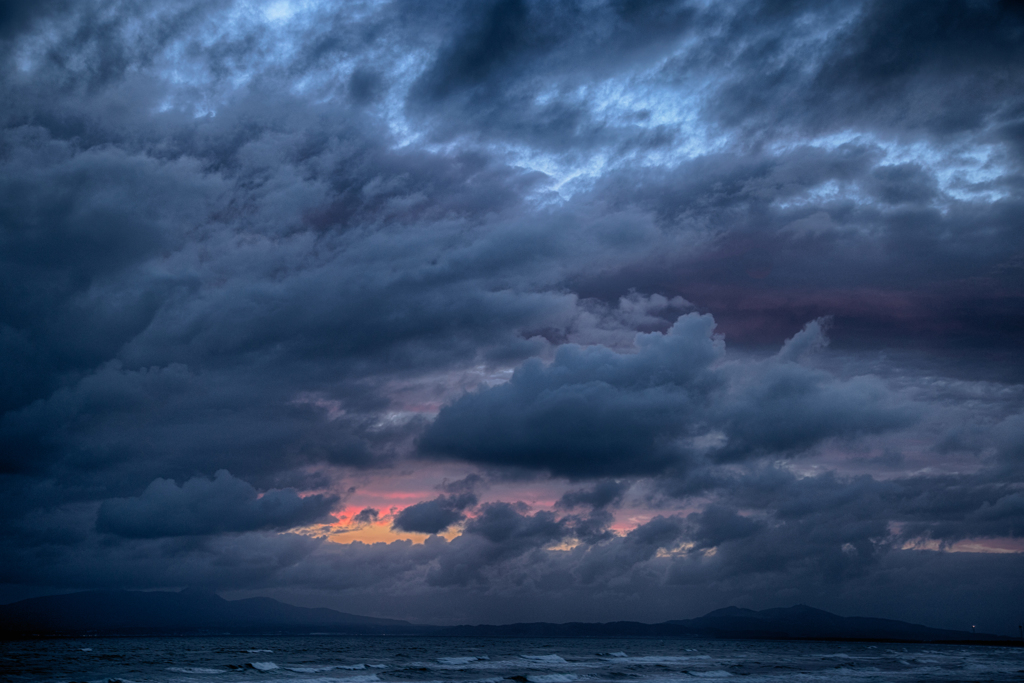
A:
[1,636,1022,683]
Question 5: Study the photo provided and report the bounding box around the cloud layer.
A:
[96,470,338,538]
[0,0,1022,634]
[421,316,916,477]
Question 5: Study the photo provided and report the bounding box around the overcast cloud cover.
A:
[1,0,1023,633]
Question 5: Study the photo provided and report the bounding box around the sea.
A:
[1,636,1022,683]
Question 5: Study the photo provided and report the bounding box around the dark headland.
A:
[1,590,1019,646]
[0,589,419,637]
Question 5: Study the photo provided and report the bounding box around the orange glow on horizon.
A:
[901,537,1024,554]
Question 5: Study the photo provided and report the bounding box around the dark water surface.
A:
[1,636,1022,683]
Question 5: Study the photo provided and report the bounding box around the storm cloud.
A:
[392,492,478,535]
[420,316,916,476]
[95,470,339,538]
[0,0,1022,634]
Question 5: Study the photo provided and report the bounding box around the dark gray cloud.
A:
[439,474,485,495]
[3,521,1021,630]
[420,317,916,476]
[392,492,478,535]
[1,468,1022,630]
[0,0,1021,632]
[350,508,380,525]
[419,313,724,477]
[424,502,569,586]
[572,515,686,585]
[557,480,630,510]
[687,505,764,551]
[95,470,338,538]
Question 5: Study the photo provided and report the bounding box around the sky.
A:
[0,0,1023,634]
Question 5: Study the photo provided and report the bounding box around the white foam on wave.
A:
[521,655,568,664]
[284,665,373,674]
[438,656,490,665]
[254,678,378,683]
[527,674,577,683]
[278,672,378,682]
[80,648,93,652]
[247,649,274,653]
[608,652,627,658]
[167,667,225,675]
[617,655,712,664]
[248,662,279,671]
[369,664,387,668]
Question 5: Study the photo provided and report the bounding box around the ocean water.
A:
[1,636,1022,683]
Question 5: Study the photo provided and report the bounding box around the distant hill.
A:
[437,605,1017,645]
[0,588,426,636]
[667,604,1011,643]
[2,592,1018,644]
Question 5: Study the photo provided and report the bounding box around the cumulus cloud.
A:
[392,493,478,535]
[557,480,631,510]
[96,470,338,538]
[420,315,916,476]
[350,508,380,526]
[425,502,569,586]
[419,313,725,477]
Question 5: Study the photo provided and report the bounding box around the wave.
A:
[250,678,378,683]
[616,655,712,664]
[521,655,568,664]
[285,663,371,673]
[686,672,731,678]
[527,674,578,683]
[247,662,279,671]
[438,656,490,665]
[167,667,225,675]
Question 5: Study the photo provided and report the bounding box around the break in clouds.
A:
[1,0,1022,632]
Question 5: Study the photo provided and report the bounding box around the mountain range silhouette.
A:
[1,590,1017,645]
